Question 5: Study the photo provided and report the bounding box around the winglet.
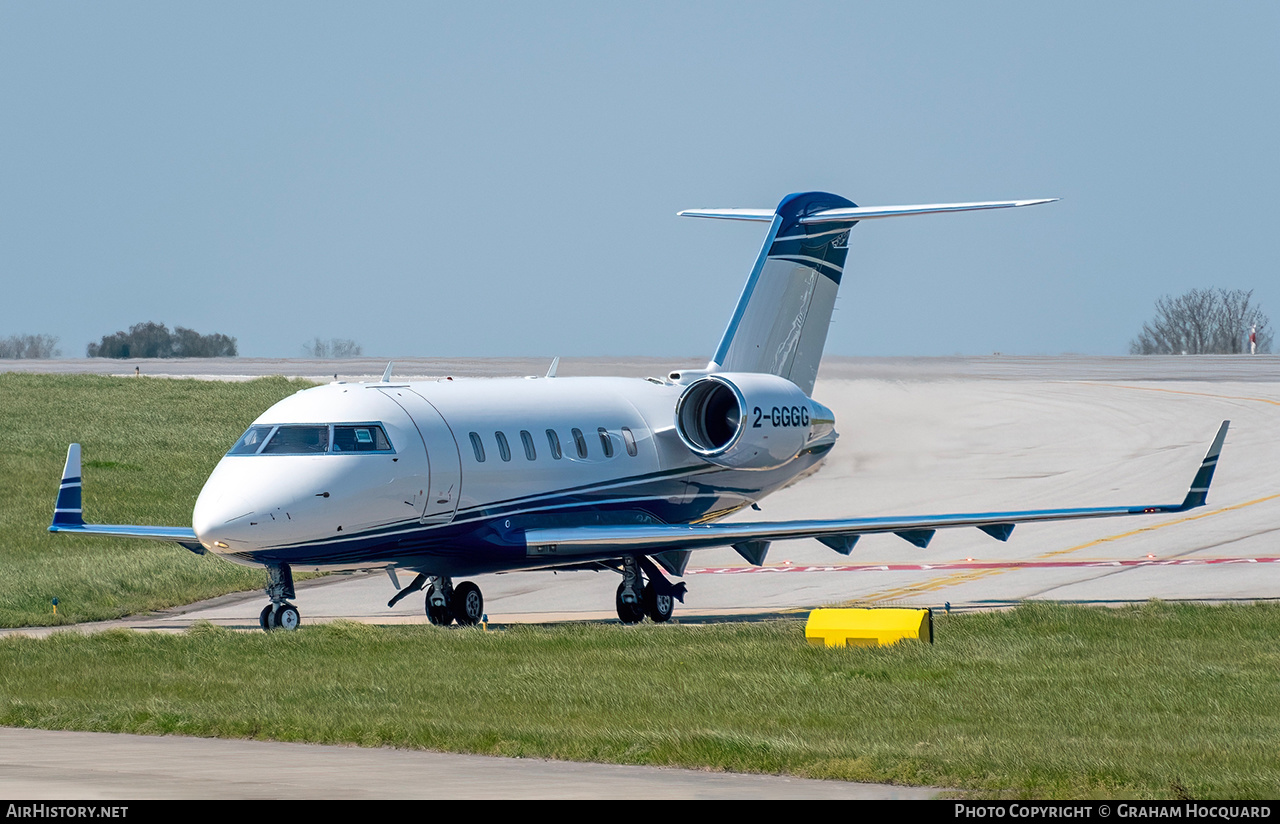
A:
[381,362,394,383]
[1177,421,1229,511]
[52,444,85,527]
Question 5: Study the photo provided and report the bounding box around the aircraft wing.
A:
[48,444,204,553]
[523,421,1230,564]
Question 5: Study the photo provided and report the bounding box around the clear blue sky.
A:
[2,2,1276,359]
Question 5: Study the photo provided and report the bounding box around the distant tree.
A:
[1130,289,1272,355]
[304,337,363,358]
[0,334,61,359]
[172,326,238,357]
[87,322,237,358]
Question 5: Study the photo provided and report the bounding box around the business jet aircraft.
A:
[51,191,1229,631]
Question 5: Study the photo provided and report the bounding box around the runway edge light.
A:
[805,608,934,648]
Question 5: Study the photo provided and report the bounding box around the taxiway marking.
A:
[1082,382,1280,407]
[844,492,1280,604]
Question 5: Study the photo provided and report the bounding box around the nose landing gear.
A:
[260,601,301,631]
[260,563,300,632]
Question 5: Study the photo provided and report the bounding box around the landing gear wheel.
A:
[643,583,674,623]
[453,581,484,626]
[260,604,275,632]
[616,583,645,624]
[425,585,453,626]
[275,603,301,631]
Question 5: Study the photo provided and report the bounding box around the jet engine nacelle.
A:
[674,372,831,470]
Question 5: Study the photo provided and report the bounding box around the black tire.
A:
[615,582,645,624]
[453,581,484,626]
[643,583,675,623]
[260,604,275,632]
[275,603,301,631]
[425,585,453,626]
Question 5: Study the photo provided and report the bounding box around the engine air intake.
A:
[676,377,743,455]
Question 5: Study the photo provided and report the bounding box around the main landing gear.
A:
[422,575,485,627]
[615,554,685,624]
[260,563,301,632]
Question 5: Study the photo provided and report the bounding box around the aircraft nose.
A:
[194,455,339,552]
[193,486,256,553]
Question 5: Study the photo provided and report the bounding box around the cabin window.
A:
[598,427,614,458]
[228,425,275,455]
[495,431,512,462]
[332,425,393,452]
[546,429,562,460]
[469,432,486,462]
[571,428,588,458]
[261,425,330,454]
[622,427,638,457]
[520,430,536,461]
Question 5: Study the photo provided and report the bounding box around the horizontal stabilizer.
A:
[799,199,1058,224]
[676,208,776,222]
[678,199,1057,225]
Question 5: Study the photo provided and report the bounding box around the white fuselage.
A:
[192,374,837,575]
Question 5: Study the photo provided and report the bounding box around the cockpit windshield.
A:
[226,423,395,456]
[227,425,274,455]
[262,426,330,454]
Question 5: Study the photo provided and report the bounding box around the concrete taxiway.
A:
[0,728,937,800]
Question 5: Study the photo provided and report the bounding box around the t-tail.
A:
[680,193,1058,394]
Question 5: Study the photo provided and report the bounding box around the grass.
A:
[2,601,1279,798]
[0,373,315,626]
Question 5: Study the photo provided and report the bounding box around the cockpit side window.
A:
[333,424,393,452]
[227,425,276,455]
[261,425,331,454]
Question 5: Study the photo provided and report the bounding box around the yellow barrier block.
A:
[805,608,933,648]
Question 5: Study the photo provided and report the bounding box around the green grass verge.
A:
[3,601,1278,798]
[0,373,315,626]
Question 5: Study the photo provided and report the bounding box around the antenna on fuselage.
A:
[545,357,560,379]
[380,362,394,383]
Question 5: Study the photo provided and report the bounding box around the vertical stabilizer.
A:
[680,193,1057,395]
[706,191,856,395]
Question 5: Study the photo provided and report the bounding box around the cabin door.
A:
[375,387,462,524]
